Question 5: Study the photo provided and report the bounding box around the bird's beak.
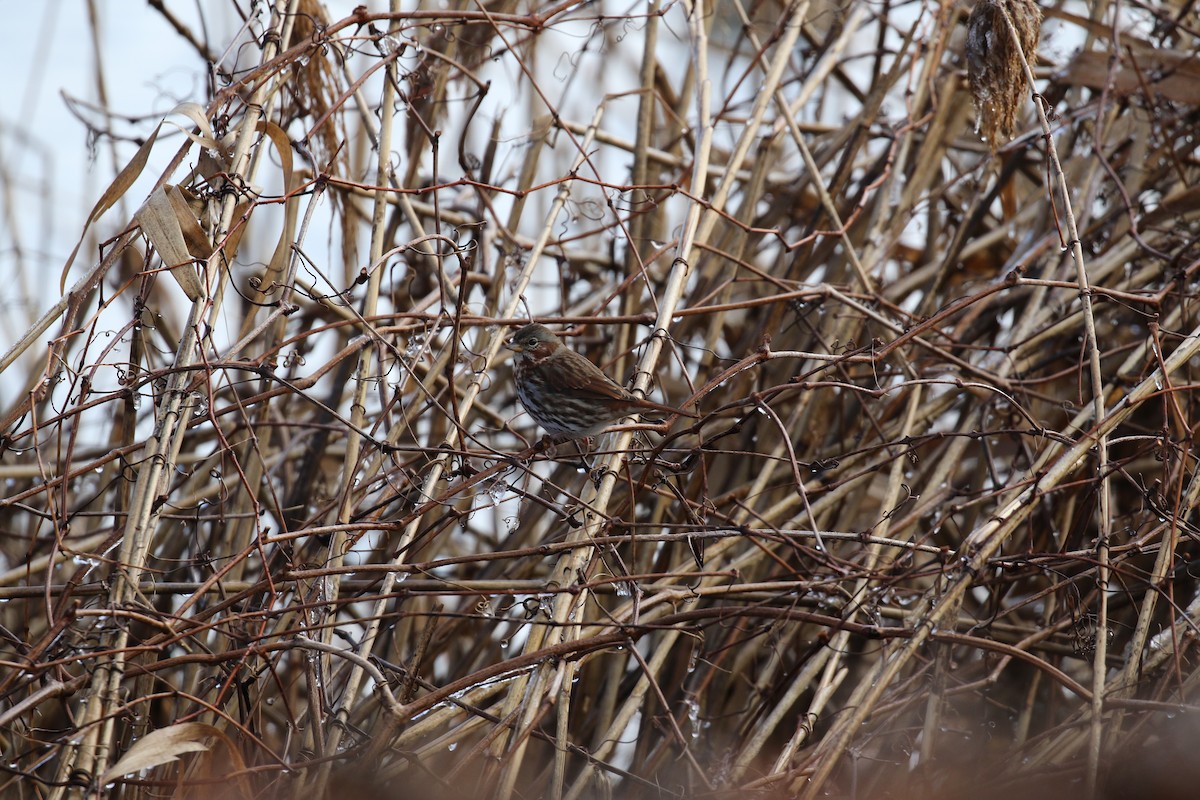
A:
[505,338,522,353]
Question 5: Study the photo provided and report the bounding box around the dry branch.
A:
[3,1,1200,798]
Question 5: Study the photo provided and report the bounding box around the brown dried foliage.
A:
[966,0,1042,148]
[2,1,1200,798]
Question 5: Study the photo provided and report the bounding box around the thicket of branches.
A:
[3,1,1200,797]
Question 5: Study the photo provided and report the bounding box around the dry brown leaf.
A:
[58,121,162,293]
[261,120,300,286]
[219,200,256,268]
[168,102,221,151]
[100,722,214,781]
[167,187,212,259]
[256,120,296,192]
[135,185,206,301]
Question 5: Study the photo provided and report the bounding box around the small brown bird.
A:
[505,323,695,439]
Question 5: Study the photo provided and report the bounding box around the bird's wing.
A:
[545,353,631,402]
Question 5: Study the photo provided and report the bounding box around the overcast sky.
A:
[0,3,364,357]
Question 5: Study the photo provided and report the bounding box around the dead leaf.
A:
[247,121,300,308]
[169,102,221,151]
[59,121,162,293]
[134,185,206,301]
[101,722,214,781]
[165,185,213,260]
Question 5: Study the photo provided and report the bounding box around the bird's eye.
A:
[526,338,538,347]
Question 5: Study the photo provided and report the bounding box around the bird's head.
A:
[505,324,562,361]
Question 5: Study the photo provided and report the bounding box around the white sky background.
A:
[0,1,575,407]
[1,3,239,329]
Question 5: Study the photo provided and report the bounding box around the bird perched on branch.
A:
[505,323,696,439]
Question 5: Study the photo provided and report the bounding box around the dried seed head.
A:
[966,0,1042,149]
